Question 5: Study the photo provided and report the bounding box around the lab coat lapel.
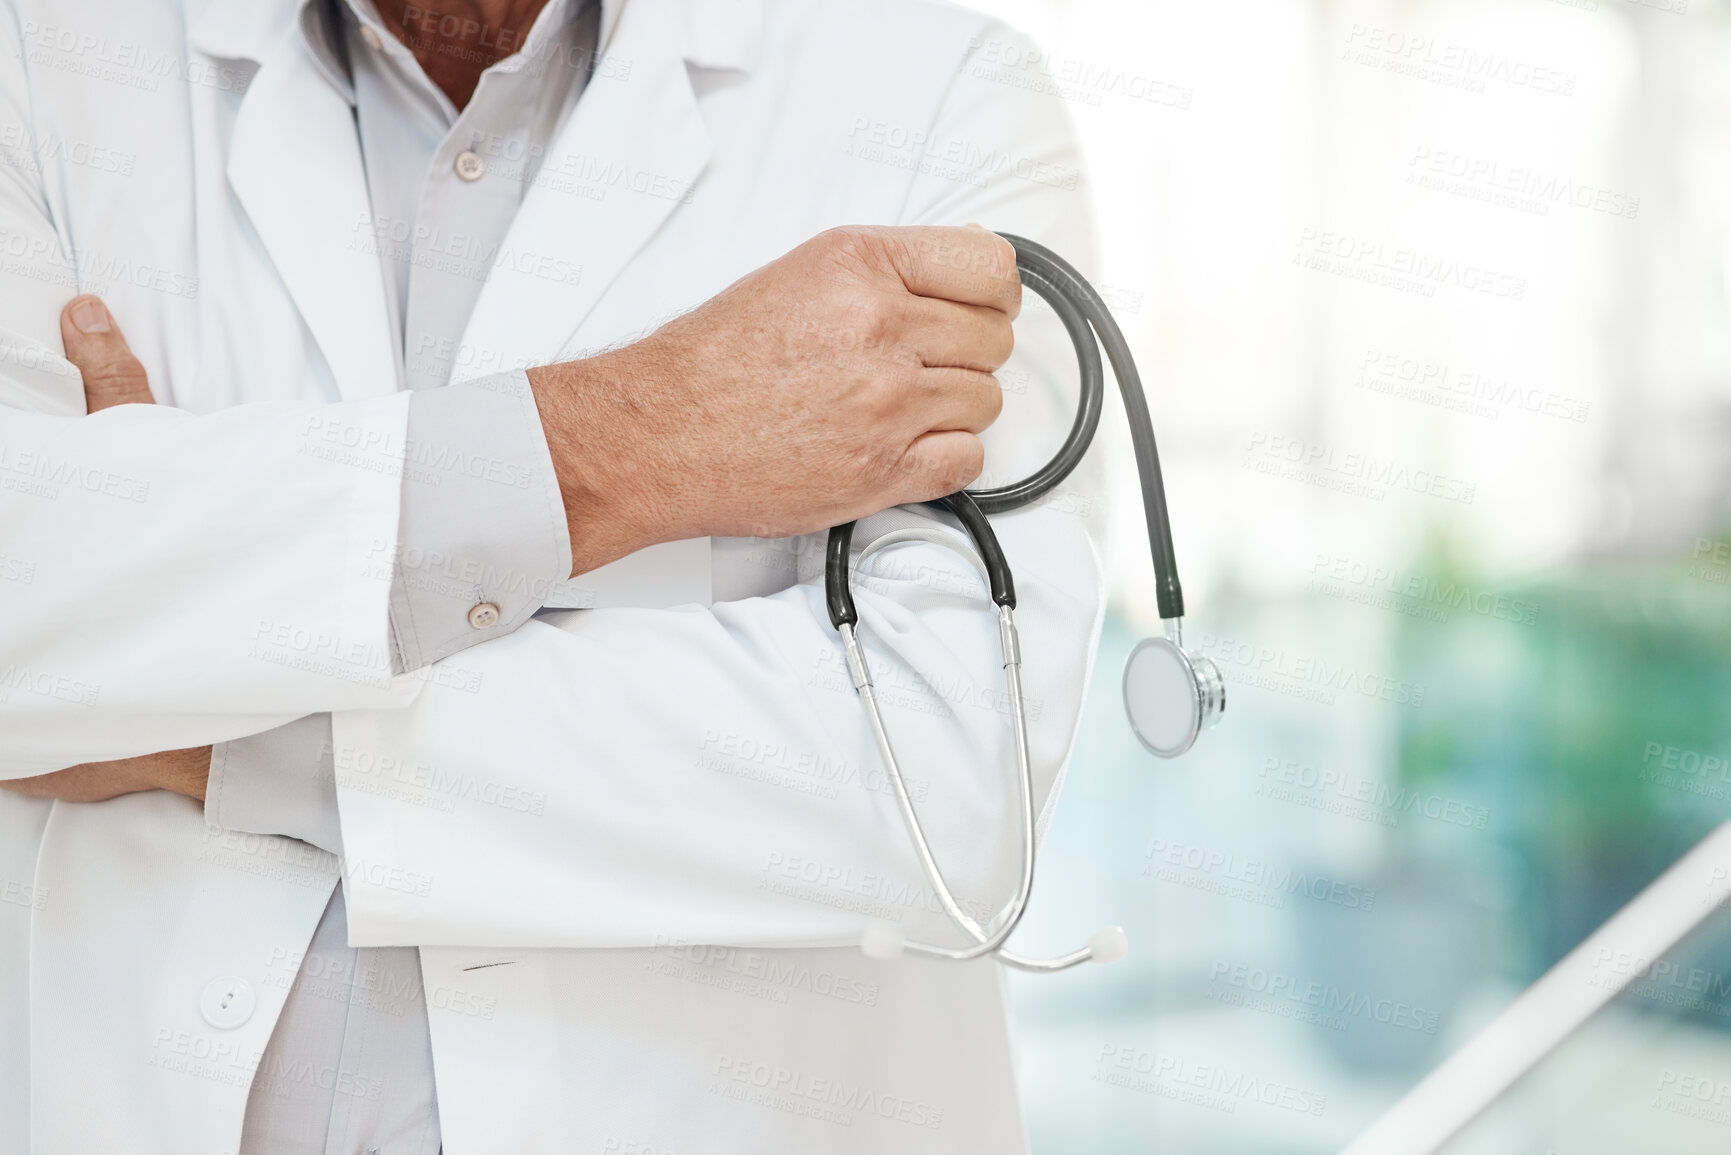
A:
[455,0,714,378]
[222,23,399,402]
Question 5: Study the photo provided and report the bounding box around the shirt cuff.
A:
[205,714,342,857]
[388,369,572,671]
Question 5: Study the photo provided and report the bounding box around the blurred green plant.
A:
[1393,527,1731,976]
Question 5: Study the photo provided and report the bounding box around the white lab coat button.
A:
[199,977,255,1030]
[454,150,486,182]
[359,25,384,51]
[468,602,500,629]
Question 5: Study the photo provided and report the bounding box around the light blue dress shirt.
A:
[222,1,602,1151]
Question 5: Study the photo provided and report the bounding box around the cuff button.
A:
[468,602,501,630]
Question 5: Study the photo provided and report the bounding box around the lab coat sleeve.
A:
[0,0,567,771]
[0,3,424,774]
[0,382,425,775]
[0,357,573,776]
[0,370,584,770]
[329,24,1116,951]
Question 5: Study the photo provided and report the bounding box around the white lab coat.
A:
[0,0,1108,1151]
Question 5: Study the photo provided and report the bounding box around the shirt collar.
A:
[294,0,599,106]
[193,0,761,91]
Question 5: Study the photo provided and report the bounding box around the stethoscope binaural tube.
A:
[979,233,1184,620]
[823,232,1217,972]
[832,513,1122,973]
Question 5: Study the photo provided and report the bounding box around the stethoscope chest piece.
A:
[1122,636,1225,759]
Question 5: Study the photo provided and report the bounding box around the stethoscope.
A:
[825,233,1225,973]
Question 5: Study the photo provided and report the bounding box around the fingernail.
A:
[70,297,110,334]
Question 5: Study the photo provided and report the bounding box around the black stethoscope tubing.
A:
[825,231,1183,630]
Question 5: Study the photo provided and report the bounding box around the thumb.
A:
[61,294,154,412]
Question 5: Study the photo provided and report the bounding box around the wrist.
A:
[527,357,666,577]
[160,745,212,802]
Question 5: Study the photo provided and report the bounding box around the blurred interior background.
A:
[952,0,1731,1149]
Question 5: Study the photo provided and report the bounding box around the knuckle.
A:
[822,225,889,271]
[849,437,904,491]
[980,235,1022,311]
[855,292,900,349]
[75,347,143,380]
[944,438,985,490]
[987,232,1017,278]
[985,315,1015,366]
[952,229,1012,276]
[979,376,1006,422]
[81,369,143,395]
[868,296,924,360]
[82,363,147,394]
[863,365,917,418]
[90,358,143,381]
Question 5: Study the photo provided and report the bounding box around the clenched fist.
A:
[529,224,1021,575]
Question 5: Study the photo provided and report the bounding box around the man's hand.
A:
[0,295,212,803]
[528,225,1021,576]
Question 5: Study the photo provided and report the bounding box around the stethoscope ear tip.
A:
[1086,925,1129,965]
[859,921,908,961]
